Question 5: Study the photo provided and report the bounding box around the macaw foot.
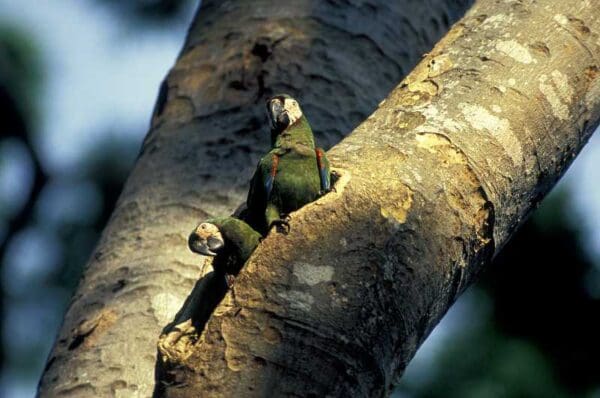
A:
[320,170,341,195]
[330,170,341,189]
[270,216,291,234]
[157,319,196,363]
[225,274,236,288]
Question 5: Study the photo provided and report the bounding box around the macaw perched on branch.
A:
[188,95,333,286]
[188,216,262,287]
[244,94,332,234]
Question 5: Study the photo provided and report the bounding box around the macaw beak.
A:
[188,232,224,257]
[268,98,289,130]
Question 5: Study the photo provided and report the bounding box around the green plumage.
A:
[245,99,331,235]
[188,95,333,288]
[208,216,261,276]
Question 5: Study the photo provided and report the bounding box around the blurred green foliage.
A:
[0,25,42,127]
[1,24,44,383]
[0,18,138,393]
[398,191,600,397]
[409,312,569,397]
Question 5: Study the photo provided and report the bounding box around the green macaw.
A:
[244,94,331,234]
[188,216,261,287]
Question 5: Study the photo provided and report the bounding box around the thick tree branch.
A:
[156,0,600,396]
[38,0,471,396]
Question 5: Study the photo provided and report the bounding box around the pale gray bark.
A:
[38,0,472,396]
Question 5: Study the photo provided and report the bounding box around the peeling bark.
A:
[38,0,472,396]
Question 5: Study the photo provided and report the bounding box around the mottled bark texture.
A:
[38,0,473,396]
[156,1,600,397]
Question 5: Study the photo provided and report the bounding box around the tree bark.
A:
[38,0,472,396]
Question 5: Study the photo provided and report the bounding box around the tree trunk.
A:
[155,0,600,396]
[38,0,473,396]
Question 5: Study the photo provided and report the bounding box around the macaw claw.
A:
[270,217,291,234]
[225,274,236,288]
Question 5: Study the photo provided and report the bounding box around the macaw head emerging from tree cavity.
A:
[188,222,224,257]
[267,94,303,132]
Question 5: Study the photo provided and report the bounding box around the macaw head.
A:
[188,222,225,257]
[266,94,303,132]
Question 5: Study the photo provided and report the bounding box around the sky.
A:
[0,0,599,396]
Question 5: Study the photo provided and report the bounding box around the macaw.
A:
[188,216,262,287]
[244,94,331,234]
